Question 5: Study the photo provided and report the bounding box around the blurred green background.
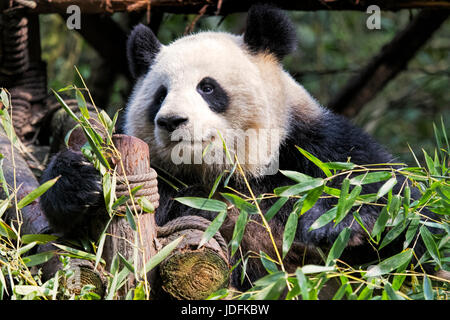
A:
[39,10,449,165]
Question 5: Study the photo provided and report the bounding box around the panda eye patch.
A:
[148,85,167,122]
[155,86,167,104]
[197,77,229,113]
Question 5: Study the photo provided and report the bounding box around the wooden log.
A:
[36,242,106,298]
[0,128,50,235]
[102,134,159,298]
[30,0,450,14]
[0,127,105,297]
[156,216,230,300]
[47,109,229,299]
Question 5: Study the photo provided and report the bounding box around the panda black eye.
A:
[198,81,215,95]
[196,77,229,113]
[155,86,167,104]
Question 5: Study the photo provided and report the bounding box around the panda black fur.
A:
[40,5,443,292]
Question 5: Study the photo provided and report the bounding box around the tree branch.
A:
[328,9,450,118]
[30,0,450,14]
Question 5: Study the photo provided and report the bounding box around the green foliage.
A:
[1,25,449,297]
[179,120,450,300]
[0,80,179,300]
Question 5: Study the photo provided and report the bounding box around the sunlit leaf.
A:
[175,197,227,212]
[198,210,227,248]
[420,225,442,268]
[141,236,183,276]
[365,250,413,278]
[282,211,299,259]
[326,227,351,266]
[17,177,59,209]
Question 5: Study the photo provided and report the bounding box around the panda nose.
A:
[156,115,188,132]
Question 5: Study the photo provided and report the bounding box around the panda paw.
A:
[40,149,103,237]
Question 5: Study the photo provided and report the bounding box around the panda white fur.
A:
[40,5,442,292]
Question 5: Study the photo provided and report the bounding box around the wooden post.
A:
[102,134,159,298]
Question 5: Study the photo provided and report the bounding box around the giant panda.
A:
[40,5,443,294]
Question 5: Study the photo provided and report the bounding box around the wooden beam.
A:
[30,0,450,14]
[329,9,450,118]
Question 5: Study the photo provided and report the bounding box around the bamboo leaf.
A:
[300,185,324,215]
[324,162,355,171]
[208,171,225,199]
[279,170,314,183]
[21,234,58,244]
[301,265,335,274]
[75,88,89,119]
[404,217,420,250]
[296,146,332,177]
[326,227,351,266]
[335,181,362,226]
[420,225,442,268]
[17,242,38,256]
[95,233,107,269]
[52,89,80,122]
[264,197,288,221]
[53,243,105,265]
[125,206,136,231]
[377,177,397,199]
[295,268,310,300]
[276,178,324,197]
[371,206,390,238]
[350,171,392,186]
[379,219,408,250]
[221,193,258,214]
[141,236,183,276]
[137,197,155,213]
[230,208,248,257]
[282,211,299,259]
[309,207,337,231]
[0,193,14,219]
[1,89,10,108]
[81,126,110,169]
[23,251,55,267]
[423,275,434,300]
[365,250,413,278]
[383,282,403,300]
[175,197,227,212]
[198,210,227,249]
[260,251,278,274]
[17,177,59,209]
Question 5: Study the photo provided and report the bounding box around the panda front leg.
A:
[40,149,104,238]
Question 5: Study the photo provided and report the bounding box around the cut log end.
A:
[159,248,230,300]
[66,265,105,297]
[156,216,230,300]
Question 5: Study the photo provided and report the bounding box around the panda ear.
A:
[243,4,297,60]
[127,24,161,79]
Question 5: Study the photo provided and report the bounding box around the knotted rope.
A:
[157,215,229,259]
[115,169,160,212]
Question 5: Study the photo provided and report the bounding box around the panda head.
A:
[124,5,322,182]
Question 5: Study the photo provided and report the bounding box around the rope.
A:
[115,169,160,212]
[1,7,29,75]
[157,215,229,258]
[0,6,48,140]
